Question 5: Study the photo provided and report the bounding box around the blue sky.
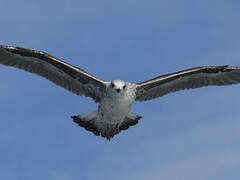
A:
[1,0,240,179]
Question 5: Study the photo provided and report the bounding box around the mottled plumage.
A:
[1,45,240,140]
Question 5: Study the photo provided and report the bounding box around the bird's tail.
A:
[72,111,142,140]
[72,110,101,136]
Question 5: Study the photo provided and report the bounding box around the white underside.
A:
[99,95,134,124]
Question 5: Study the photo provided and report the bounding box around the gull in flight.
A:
[1,45,240,140]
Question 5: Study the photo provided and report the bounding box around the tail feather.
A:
[72,111,142,140]
[72,110,100,136]
[119,112,142,131]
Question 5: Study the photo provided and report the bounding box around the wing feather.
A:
[136,65,240,101]
[0,45,106,102]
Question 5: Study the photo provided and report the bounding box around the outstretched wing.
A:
[136,65,240,101]
[0,45,107,102]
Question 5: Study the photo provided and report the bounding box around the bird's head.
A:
[108,80,127,94]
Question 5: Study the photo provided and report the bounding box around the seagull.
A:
[1,45,240,140]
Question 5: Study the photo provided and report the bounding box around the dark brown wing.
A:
[0,45,107,102]
[136,65,240,101]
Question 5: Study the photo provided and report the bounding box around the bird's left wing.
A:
[0,45,107,102]
[135,65,240,101]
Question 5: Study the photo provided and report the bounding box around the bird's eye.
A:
[123,85,126,89]
[111,83,115,88]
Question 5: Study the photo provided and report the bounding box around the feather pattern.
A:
[135,65,240,101]
[0,45,106,102]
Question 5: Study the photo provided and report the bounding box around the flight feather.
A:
[136,65,240,101]
[0,45,106,102]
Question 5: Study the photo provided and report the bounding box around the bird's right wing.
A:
[0,45,107,102]
[135,65,240,101]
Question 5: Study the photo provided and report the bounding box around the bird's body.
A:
[1,44,240,140]
[73,80,139,139]
[100,81,136,124]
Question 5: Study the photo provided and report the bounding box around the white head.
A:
[108,80,127,94]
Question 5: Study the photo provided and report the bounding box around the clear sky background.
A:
[1,0,240,179]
